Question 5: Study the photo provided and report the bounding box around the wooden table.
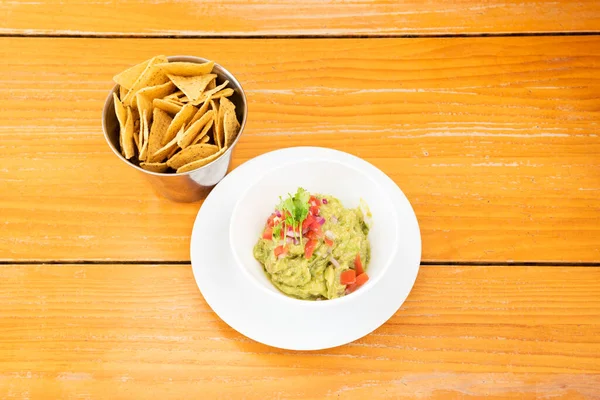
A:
[1,1,599,398]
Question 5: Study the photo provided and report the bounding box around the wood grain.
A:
[1,37,599,262]
[0,0,599,36]
[0,264,598,399]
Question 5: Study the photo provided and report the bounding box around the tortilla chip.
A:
[136,92,153,117]
[119,131,125,157]
[176,148,225,173]
[122,107,136,159]
[207,79,216,90]
[136,92,153,141]
[191,119,214,146]
[153,98,182,115]
[167,98,185,106]
[147,108,172,159]
[167,146,180,160]
[162,103,197,145]
[140,162,169,173]
[188,98,212,126]
[138,110,150,161]
[223,109,241,148]
[119,85,128,99]
[156,61,214,77]
[220,96,236,111]
[138,81,176,101]
[129,108,141,152]
[167,143,220,170]
[164,91,183,100]
[113,92,127,129]
[191,80,230,105]
[177,110,214,149]
[137,116,145,156]
[122,55,169,107]
[167,73,216,103]
[215,97,235,148]
[210,99,219,114]
[149,127,182,163]
[209,88,234,100]
[133,117,140,151]
[199,134,211,144]
[113,58,151,90]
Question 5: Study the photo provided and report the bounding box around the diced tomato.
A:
[340,270,356,285]
[274,245,287,257]
[310,205,320,215]
[304,239,318,259]
[355,272,369,286]
[302,214,316,231]
[354,253,364,275]
[279,228,285,239]
[346,273,369,294]
[310,221,322,232]
[266,213,277,227]
[262,227,273,240]
[305,228,323,240]
[324,238,334,247]
[309,196,321,205]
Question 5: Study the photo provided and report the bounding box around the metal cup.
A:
[101,56,247,202]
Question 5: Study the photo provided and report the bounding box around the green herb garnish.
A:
[272,224,282,241]
[277,187,310,245]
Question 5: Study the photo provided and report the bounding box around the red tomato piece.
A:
[274,245,287,257]
[354,253,364,275]
[266,213,278,227]
[340,269,356,285]
[324,238,334,247]
[313,226,324,238]
[262,227,273,240]
[346,273,369,294]
[302,215,315,231]
[355,272,369,286]
[310,205,320,215]
[304,239,318,259]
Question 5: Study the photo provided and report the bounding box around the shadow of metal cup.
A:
[101,56,247,202]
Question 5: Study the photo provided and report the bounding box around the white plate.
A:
[190,147,421,350]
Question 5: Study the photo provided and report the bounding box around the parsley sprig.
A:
[276,187,310,245]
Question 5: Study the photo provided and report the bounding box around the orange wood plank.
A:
[0,0,599,36]
[1,37,599,262]
[0,264,598,398]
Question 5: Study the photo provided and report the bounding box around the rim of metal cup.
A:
[101,55,248,176]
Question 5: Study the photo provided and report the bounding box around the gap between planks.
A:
[0,32,599,40]
[1,261,600,267]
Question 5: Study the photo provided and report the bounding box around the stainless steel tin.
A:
[101,56,247,202]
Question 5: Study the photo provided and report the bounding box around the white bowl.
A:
[191,147,421,350]
[230,159,399,304]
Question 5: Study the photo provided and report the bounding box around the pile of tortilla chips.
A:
[111,55,242,173]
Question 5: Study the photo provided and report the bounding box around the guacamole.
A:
[253,188,371,300]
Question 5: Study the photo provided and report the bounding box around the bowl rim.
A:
[101,55,248,177]
[228,158,400,308]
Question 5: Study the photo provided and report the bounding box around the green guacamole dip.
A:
[253,193,371,300]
